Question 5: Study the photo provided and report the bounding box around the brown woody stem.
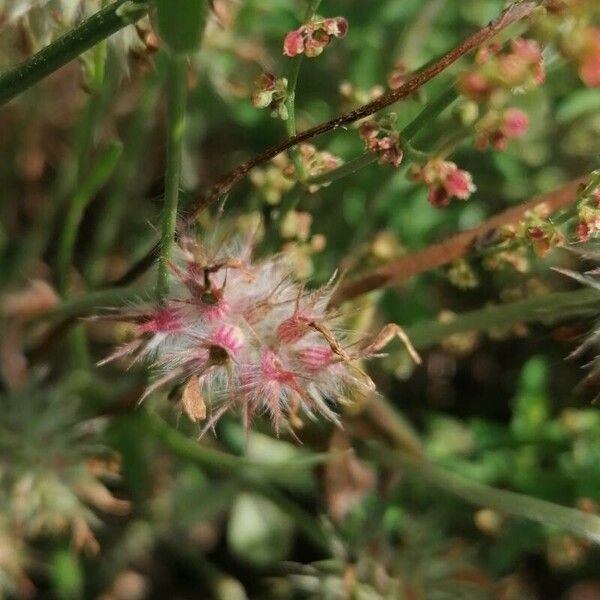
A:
[330,177,585,306]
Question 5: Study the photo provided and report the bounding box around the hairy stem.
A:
[156,55,187,301]
[406,287,600,350]
[370,447,600,544]
[0,0,148,106]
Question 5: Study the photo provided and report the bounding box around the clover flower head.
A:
[101,235,417,437]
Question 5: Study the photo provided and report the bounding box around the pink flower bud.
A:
[277,313,311,343]
[511,38,542,64]
[502,108,529,139]
[323,17,348,38]
[576,222,591,242]
[428,185,450,208]
[260,349,295,384]
[283,29,304,57]
[445,168,475,200]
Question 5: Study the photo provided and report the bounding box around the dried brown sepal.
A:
[180,375,207,423]
[360,323,422,365]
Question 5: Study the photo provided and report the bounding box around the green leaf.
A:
[155,0,209,55]
[556,89,600,124]
[511,356,549,439]
[227,493,294,567]
[51,548,83,600]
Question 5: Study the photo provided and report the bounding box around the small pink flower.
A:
[511,38,542,64]
[138,307,183,334]
[577,221,591,242]
[283,29,305,57]
[459,72,490,100]
[283,16,348,59]
[445,168,475,200]
[323,17,348,38]
[299,346,334,371]
[420,160,475,207]
[211,325,245,356]
[304,35,327,57]
[501,108,529,139]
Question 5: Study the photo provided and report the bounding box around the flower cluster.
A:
[250,144,343,202]
[575,186,600,242]
[101,237,416,436]
[485,203,566,267]
[459,38,545,101]
[475,107,530,151]
[251,72,289,120]
[410,159,476,208]
[298,143,344,191]
[0,383,130,558]
[339,81,384,114]
[280,210,327,279]
[359,116,404,168]
[283,16,348,58]
[534,3,600,88]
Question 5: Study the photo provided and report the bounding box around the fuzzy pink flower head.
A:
[501,108,529,139]
[283,29,305,57]
[260,348,296,384]
[100,235,413,437]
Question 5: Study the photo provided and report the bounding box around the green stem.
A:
[39,287,147,323]
[284,0,323,181]
[371,447,600,544]
[85,75,161,285]
[406,287,600,350]
[156,55,188,302]
[143,410,329,550]
[56,142,123,297]
[0,0,148,106]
